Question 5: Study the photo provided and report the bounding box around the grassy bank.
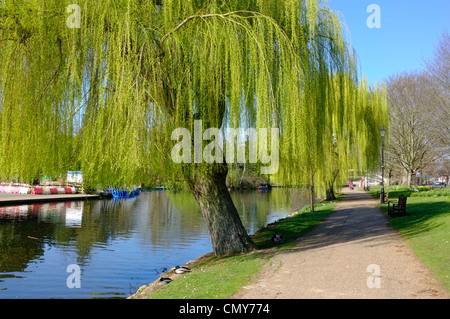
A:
[368,186,450,292]
[138,200,337,299]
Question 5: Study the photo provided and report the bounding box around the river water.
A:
[0,188,308,299]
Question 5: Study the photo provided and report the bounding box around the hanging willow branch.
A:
[0,0,388,192]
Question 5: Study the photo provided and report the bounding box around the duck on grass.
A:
[156,265,191,286]
[175,265,192,274]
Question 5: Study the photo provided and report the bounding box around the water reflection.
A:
[0,188,308,298]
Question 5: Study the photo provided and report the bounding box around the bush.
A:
[417,186,431,191]
[410,188,450,198]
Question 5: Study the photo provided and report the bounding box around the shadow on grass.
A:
[368,188,411,200]
[384,200,449,239]
[367,187,448,238]
[250,204,336,250]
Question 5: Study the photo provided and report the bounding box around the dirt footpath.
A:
[233,188,449,299]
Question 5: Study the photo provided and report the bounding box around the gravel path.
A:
[233,188,449,299]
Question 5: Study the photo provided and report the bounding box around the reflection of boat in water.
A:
[105,188,140,198]
[100,186,167,198]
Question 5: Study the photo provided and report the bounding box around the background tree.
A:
[426,31,450,107]
[386,72,443,187]
[435,158,450,185]
[425,31,450,159]
[384,32,449,187]
[322,75,388,202]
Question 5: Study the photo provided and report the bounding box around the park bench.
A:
[388,195,407,217]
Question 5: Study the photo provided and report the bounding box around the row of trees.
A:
[0,0,388,255]
[385,32,449,187]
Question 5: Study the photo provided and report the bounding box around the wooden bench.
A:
[388,196,407,217]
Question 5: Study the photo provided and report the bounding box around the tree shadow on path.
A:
[288,190,402,252]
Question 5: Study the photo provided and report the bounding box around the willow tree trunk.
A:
[184,163,254,256]
[325,169,339,201]
[325,181,336,201]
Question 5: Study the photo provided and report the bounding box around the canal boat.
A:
[106,188,140,198]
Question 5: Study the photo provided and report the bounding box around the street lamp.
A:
[380,126,386,203]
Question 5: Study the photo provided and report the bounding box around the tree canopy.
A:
[0,0,387,189]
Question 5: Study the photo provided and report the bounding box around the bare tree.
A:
[424,159,450,185]
[386,72,442,187]
[426,31,450,95]
[386,32,450,187]
[436,158,450,185]
[425,31,450,153]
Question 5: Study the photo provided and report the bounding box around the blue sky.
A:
[326,0,450,85]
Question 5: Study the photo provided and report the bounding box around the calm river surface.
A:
[0,188,308,299]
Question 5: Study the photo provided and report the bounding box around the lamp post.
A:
[380,126,386,203]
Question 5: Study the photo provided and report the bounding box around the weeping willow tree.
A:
[0,0,387,255]
[318,75,389,203]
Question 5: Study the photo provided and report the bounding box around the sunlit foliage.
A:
[0,0,388,192]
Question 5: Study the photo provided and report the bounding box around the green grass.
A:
[369,186,450,292]
[251,200,338,249]
[148,253,268,299]
[368,185,411,199]
[147,200,337,299]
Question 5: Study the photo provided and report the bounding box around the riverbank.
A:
[128,199,337,299]
[129,188,449,299]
